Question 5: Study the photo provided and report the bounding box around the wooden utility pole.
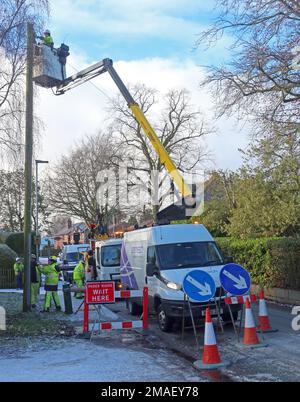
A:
[23,22,34,312]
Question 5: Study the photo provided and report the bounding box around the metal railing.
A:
[0,267,15,289]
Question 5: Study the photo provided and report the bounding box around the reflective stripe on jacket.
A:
[39,263,60,286]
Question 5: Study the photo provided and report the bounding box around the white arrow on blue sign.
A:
[219,263,251,296]
[183,270,216,302]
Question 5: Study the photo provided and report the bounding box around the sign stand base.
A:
[193,360,230,371]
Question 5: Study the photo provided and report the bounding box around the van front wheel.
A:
[157,304,173,332]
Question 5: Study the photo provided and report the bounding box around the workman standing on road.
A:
[30,254,41,308]
[73,259,85,299]
[14,258,24,290]
[86,250,97,281]
[39,256,61,312]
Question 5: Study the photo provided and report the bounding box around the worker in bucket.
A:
[37,29,54,48]
[39,256,61,312]
[73,258,85,299]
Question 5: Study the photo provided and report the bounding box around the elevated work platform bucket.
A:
[33,44,66,88]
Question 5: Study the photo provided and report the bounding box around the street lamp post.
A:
[35,160,49,259]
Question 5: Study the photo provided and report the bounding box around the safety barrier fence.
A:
[83,283,148,335]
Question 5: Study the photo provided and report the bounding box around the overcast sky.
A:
[36,0,249,171]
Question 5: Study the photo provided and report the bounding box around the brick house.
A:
[53,222,89,250]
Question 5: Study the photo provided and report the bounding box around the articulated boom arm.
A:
[56,58,192,198]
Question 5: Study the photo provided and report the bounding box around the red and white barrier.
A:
[100,321,143,330]
[224,294,257,305]
[83,285,148,335]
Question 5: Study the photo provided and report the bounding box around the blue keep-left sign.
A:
[183,270,216,302]
[220,264,251,296]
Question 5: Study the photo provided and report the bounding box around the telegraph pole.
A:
[35,160,48,259]
[23,22,34,312]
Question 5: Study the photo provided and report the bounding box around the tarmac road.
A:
[97,298,300,382]
[2,289,299,382]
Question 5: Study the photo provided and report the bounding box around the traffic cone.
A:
[193,308,230,370]
[257,289,278,333]
[243,298,267,348]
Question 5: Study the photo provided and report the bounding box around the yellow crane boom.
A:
[55,58,192,198]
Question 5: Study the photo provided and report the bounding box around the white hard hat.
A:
[16,257,21,262]
[44,29,51,35]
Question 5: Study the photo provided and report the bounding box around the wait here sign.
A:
[86,281,115,304]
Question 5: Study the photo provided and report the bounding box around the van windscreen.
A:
[101,244,121,267]
[66,252,83,263]
[156,242,223,270]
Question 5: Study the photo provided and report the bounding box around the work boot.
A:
[42,308,50,313]
[56,306,61,312]
[31,304,36,308]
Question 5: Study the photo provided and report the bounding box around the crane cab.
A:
[33,43,69,88]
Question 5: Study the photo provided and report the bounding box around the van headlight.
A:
[166,281,181,290]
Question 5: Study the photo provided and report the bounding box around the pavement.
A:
[0,287,300,382]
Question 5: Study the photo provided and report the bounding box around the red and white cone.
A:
[257,290,278,333]
[243,298,268,348]
[193,308,230,370]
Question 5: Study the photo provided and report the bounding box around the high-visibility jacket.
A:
[73,261,85,281]
[43,35,54,46]
[14,262,23,276]
[39,263,60,286]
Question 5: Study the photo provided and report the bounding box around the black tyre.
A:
[127,299,142,316]
[157,304,173,332]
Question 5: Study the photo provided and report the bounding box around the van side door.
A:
[146,246,160,309]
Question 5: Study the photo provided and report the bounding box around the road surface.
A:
[0,289,299,382]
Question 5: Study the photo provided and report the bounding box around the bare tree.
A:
[0,0,49,159]
[0,168,50,231]
[108,84,213,220]
[48,131,121,225]
[196,0,300,134]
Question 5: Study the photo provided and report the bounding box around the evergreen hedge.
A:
[0,244,17,288]
[216,237,300,290]
[5,232,35,257]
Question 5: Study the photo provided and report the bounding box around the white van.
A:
[95,239,122,289]
[61,243,90,282]
[120,224,240,332]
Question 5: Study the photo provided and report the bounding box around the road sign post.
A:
[220,265,252,342]
[182,270,217,347]
[82,283,148,338]
[86,281,115,305]
[183,270,216,303]
[220,264,251,296]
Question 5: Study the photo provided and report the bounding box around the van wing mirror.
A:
[224,256,234,264]
[146,262,159,277]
